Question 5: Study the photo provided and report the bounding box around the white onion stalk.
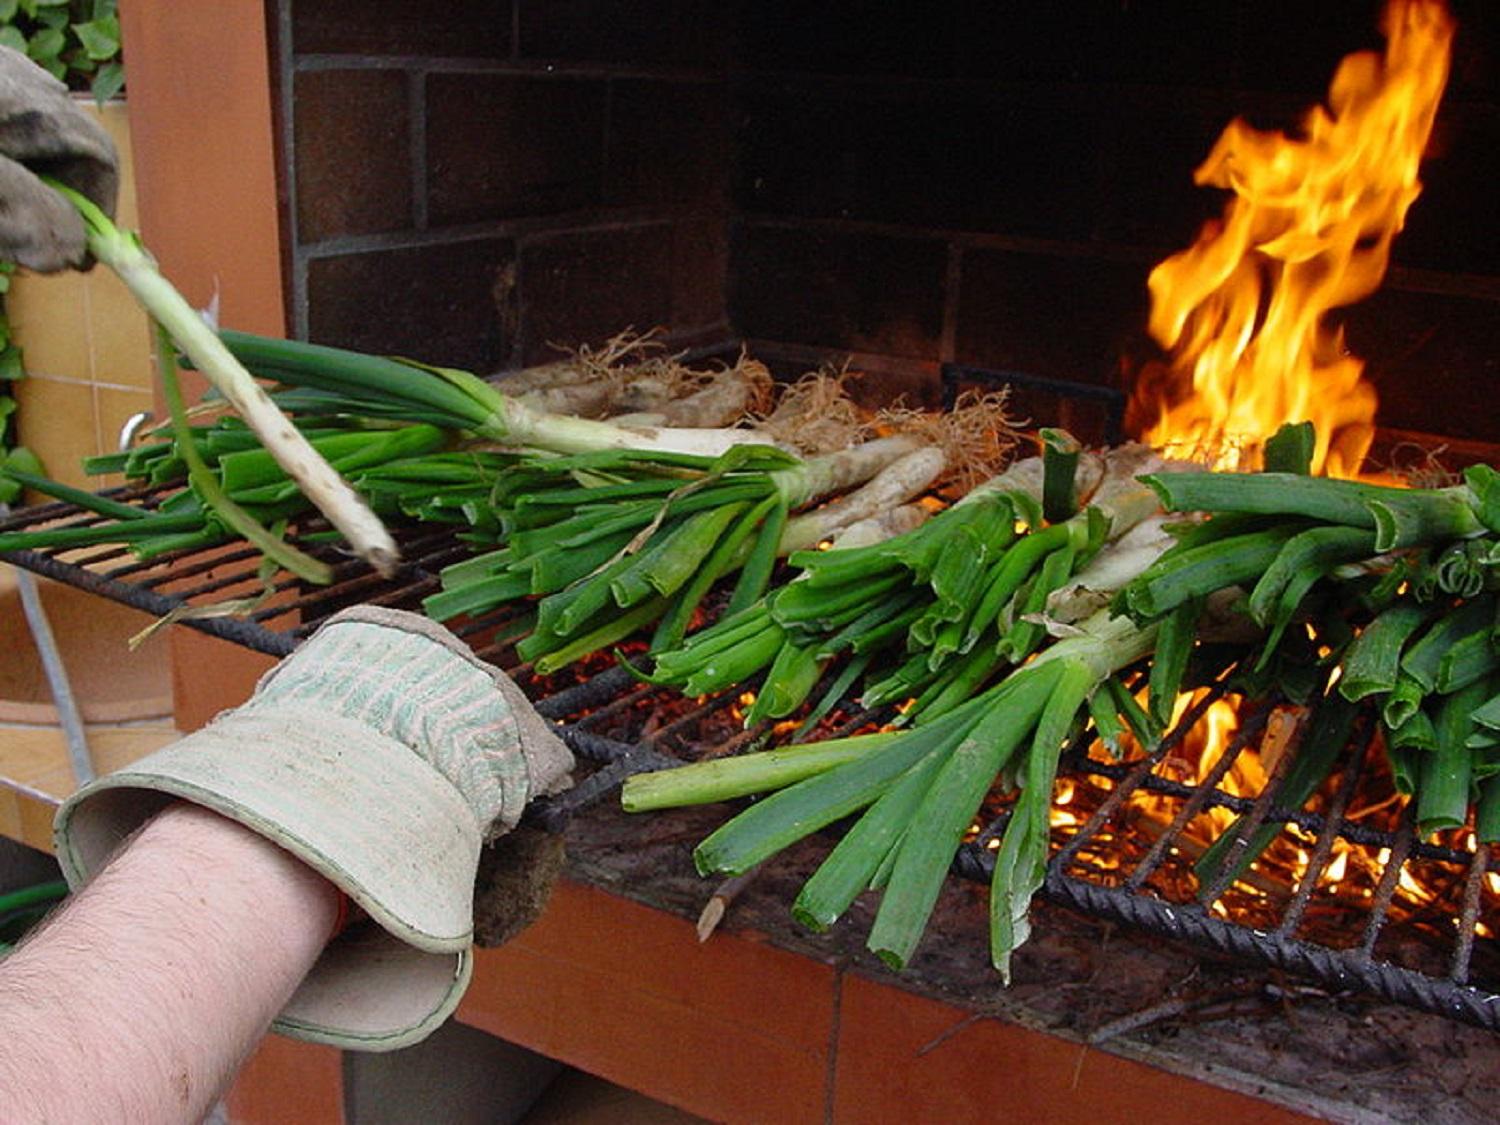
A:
[51,183,401,578]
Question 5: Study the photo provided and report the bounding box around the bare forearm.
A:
[0,803,337,1122]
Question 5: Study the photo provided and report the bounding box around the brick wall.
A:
[274,1,1500,443]
[272,0,733,372]
[729,1,1500,442]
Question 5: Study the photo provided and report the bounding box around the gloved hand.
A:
[54,607,574,1051]
[0,44,118,271]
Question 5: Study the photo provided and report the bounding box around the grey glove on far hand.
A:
[0,44,118,271]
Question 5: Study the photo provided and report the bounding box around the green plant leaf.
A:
[5,444,41,475]
[72,15,118,59]
[0,0,19,22]
[0,344,22,383]
[27,26,67,74]
[0,26,26,52]
[90,58,122,103]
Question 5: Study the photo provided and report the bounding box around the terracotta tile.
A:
[461,878,834,1123]
[93,386,156,475]
[225,1034,344,1124]
[7,271,91,382]
[23,726,179,803]
[15,792,55,853]
[831,972,1315,1124]
[169,629,278,733]
[92,101,140,230]
[0,724,71,790]
[13,376,97,489]
[0,789,21,841]
[83,269,154,391]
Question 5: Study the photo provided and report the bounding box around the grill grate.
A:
[5,490,1499,1032]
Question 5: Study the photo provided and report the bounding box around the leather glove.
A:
[54,607,574,1051]
[0,44,118,271]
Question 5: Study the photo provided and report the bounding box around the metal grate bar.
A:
[1278,728,1369,938]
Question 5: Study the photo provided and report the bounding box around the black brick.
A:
[605,80,731,209]
[517,0,730,66]
[290,0,512,58]
[737,88,1101,240]
[427,74,606,224]
[731,223,946,358]
[294,69,413,243]
[955,248,1150,387]
[518,227,677,364]
[307,239,517,370]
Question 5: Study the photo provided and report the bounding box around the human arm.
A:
[0,803,338,1122]
[0,43,117,270]
[44,607,572,1057]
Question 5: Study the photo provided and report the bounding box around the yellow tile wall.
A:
[9,100,154,491]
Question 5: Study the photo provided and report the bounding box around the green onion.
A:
[50,183,399,575]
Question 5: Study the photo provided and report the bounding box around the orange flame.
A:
[1130,0,1454,477]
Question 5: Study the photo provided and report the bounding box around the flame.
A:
[1130,0,1454,476]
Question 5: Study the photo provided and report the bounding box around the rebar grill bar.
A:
[5,496,1498,1032]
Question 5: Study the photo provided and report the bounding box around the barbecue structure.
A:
[6,467,1497,1033]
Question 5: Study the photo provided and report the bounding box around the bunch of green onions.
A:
[1117,425,1500,848]
[0,415,506,579]
[624,420,1500,979]
[625,608,1158,978]
[624,441,1177,976]
[220,330,777,461]
[419,432,949,673]
[650,442,1164,729]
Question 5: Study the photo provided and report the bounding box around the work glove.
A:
[54,606,574,1051]
[0,44,118,271]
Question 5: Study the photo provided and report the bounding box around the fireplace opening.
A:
[278,0,1500,461]
[7,2,1500,1119]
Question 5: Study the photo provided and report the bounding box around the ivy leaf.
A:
[0,343,23,382]
[0,26,26,52]
[0,0,18,22]
[72,15,118,60]
[6,445,42,476]
[90,57,122,104]
[0,446,43,505]
[26,26,67,78]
